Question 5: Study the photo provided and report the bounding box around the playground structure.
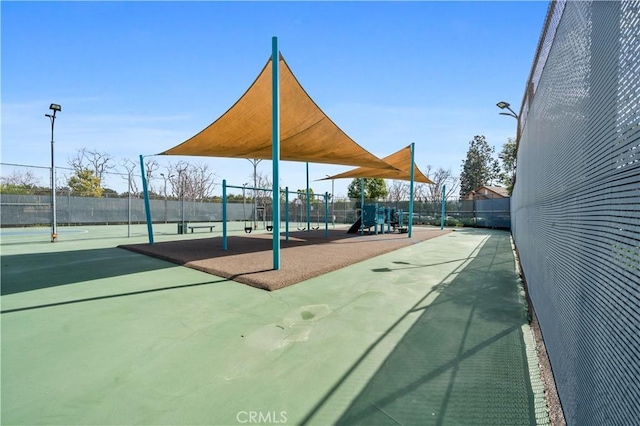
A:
[221,181,330,251]
[138,158,445,253]
[347,204,411,235]
[138,37,435,271]
[294,192,325,231]
[215,181,424,249]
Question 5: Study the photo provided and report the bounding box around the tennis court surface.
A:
[1,225,548,425]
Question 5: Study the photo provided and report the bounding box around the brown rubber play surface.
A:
[119,227,451,290]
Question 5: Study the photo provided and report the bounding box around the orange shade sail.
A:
[161,55,396,171]
[321,145,434,184]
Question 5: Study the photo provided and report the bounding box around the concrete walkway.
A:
[1,226,545,425]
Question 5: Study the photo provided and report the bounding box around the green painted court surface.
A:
[1,225,544,425]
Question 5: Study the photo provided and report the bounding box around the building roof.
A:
[471,186,510,198]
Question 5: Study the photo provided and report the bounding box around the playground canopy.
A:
[160,55,396,171]
[321,145,434,184]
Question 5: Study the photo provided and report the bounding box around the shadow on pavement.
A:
[1,278,228,314]
[1,248,176,296]
[303,230,535,425]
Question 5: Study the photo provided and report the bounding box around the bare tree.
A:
[69,148,116,184]
[165,161,218,201]
[143,158,160,195]
[191,162,218,201]
[169,161,196,200]
[1,169,41,188]
[121,159,139,196]
[168,161,189,199]
[426,166,460,203]
[386,180,410,202]
[68,148,88,172]
[413,183,427,202]
[253,170,272,203]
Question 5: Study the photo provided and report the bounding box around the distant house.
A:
[464,186,509,200]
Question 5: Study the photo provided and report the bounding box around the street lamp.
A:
[497,100,521,142]
[496,101,518,119]
[176,166,187,232]
[325,174,335,227]
[45,103,61,242]
[160,173,174,224]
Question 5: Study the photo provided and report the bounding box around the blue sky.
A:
[1,1,548,197]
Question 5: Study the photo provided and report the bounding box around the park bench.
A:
[187,224,216,233]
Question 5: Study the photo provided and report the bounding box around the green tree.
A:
[0,183,33,194]
[0,170,42,194]
[459,135,499,198]
[498,137,517,195]
[102,188,118,197]
[347,178,388,200]
[297,188,315,204]
[68,168,103,197]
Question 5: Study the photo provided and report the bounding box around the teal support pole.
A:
[285,186,289,241]
[324,192,329,237]
[441,184,446,230]
[139,155,154,245]
[306,162,310,232]
[387,208,391,233]
[223,179,228,250]
[272,36,281,270]
[408,142,415,238]
[374,203,379,235]
[360,178,364,235]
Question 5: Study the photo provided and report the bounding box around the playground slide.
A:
[347,217,362,234]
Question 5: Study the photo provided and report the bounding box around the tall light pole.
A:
[160,173,174,223]
[176,166,187,232]
[497,101,520,191]
[45,103,61,242]
[325,174,335,227]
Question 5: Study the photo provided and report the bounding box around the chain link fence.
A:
[1,191,510,230]
[2,162,510,233]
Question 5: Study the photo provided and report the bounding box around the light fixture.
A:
[46,103,61,242]
[496,101,518,119]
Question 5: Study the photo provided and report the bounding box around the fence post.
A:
[360,178,364,235]
[408,142,415,238]
[285,186,289,242]
[441,185,446,230]
[127,172,132,238]
[139,155,154,245]
[222,179,227,250]
[325,192,329,237]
